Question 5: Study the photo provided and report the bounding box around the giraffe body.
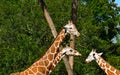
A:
[49,46,82,74]
[85,49,120,75]
[11,21,80,75]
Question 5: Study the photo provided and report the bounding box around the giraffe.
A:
[11,20,80,75]
[49,46,82,74]
[85,49,120,75]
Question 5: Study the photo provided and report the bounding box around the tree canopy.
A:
[0,0,120,75]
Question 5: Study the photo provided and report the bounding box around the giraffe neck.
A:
[44,28,66,59]
[49,50,65,74]
[42,28,66,68]
[11,29,66,75]
[96,56,120,75]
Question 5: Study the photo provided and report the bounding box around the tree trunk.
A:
[69,0,78,72]
[38,0,73,75]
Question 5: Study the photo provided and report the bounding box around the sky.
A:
[111,0,120,43]
[115,0,120,6]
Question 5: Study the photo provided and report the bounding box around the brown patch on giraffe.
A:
[38,67,46,74]
[99,61,103,67]
[36,72,41,75]
[46,71,49,75]
[56,57,60,62]
[28,69,34,74]
[98,57,100,60]
[50,46,55,53]
[60,35,65,40]
[54,60,57,65]
[107,70,115,75]
[48,54,53,61]
[110,66,115,72]
[55,42,59,47]
[35,62,39,66]
[25,71,28,75]
[50,65,55,71]
[97,60,100,63]
[106,63,109,68]
[39,61,44,66]
[44,60,49,66]
[60,29,65,34]
[116,70,120,75]
[101,60,105,64]
[31,67,37,73]
[102,64,105,68]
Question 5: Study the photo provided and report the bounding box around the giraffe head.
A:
[85,49,103,63]
[64,20,80,37]
[61,47,82,56]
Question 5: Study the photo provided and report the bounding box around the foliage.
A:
[0,0,120,75]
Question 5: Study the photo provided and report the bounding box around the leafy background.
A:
[0,0,120,75]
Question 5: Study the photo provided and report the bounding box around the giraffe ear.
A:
[68,20,73,24]
[65,44,69,47]
[98,52,103,56]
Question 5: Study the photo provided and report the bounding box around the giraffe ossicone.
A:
[11,20,80,75]
[85,49,120,75]
[49,46,82,74]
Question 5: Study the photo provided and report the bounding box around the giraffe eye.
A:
[69,27,72,29]
[70,50,73,52]
[93,54,95,56]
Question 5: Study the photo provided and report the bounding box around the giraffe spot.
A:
[50,47,55,53]
[32,67,37,73]
[60,35,65,40]
[28,69,34,74]
[102,60,105,63]
[98,60,99,63]
[116,70,120,75]
[60,29,65,34]
[50,65,55,71]
[54,60,57,65]
[44,60,49,66]
[38,67,46,74]
[39,61,44,66]
[24,71,28,75]
[55,42,60,47]
[102,64,105,67]
[107,70,115,75]
[99,63,102,67]
[36,72,41,75]
[46,71,49,75]
[50,46,55,53]
[56,56,60,61]
[35,62,39,66]
[110,66,115,71]
[48,54,53,61]
[106,63,109,68]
